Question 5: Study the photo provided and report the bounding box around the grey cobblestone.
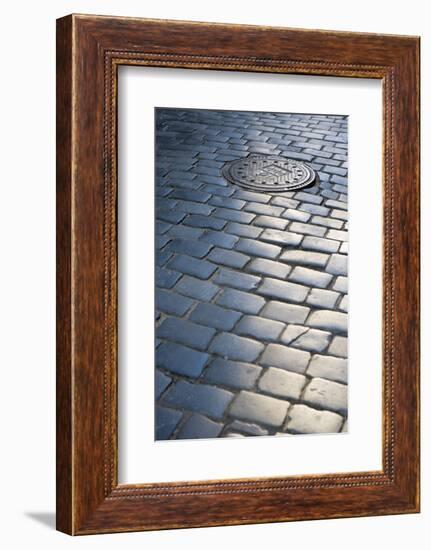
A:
[207,247,250,269]
[190,302,242,331]
[289,266,333,289]
[259,368,307,400]
[209,332,264,362]
[260,344,311,374]
[163,381,234,420]
[291,328,332,352]
[156,342,209,378]
[204,358,262,390]
[306,288,339,309]
[155,406,183,439]
[158,317,216,351]
[259,228,303,247]
[174,275,219,302]
[216,287,265,315]
[286,404,343,434]
[254,215,288,230]
[261,300,310,324]
[280,250,329,268]
[225,221,263,239]
[213,268,261,291]
[307,310,348,334]
[248,258,291,280]
[333,275,348,293]
[235,315,285,342]
[177,414,223,439]
[156,289,194,317]
[302,236,340,253]
[258,277,309,303]
[307,354,348,384]
[289,222,327,237]
[328,336,348,358]
[229,391,290,428]
[200,230,239,249]
[235,237,282,259]
[302,377,347,415]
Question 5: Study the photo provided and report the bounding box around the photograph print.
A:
[155,107,348,441]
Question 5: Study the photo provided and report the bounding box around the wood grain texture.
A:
[56,14,420,535]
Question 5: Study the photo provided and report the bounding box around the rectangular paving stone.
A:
[155,406,183,440]
[174,275,219,302]
[244,202,284,217]
[176,413,223,440]
[302,236,340,253]
[156,267,182,289]
[326,254,348,275]
[311,215,343,229]
[233,190,272,204]
[235,315,285,342]
[307,310,348,334]
[190,302,241,331]
[167,254,217,280]
[228,420,268,436]
[235,237,281,259]
[163,381,234,420]
[248,258,291,280]
[306,288,339,309]
[174,200,214,216]
[229,391,290,428]
[258,277,309,303]
[156,289,194,316]
[156,342,209,378]
[155,370,172,399]
[327,229,348,242]
[307,354,348,384]
[253,215,289,230]
[281,208,311,222]
[333,275,348,293]
[270,196,299,209]
[259,229,303,247]
[165,238,213,259]
[302,377,347,415]
[298,203,330,216]
[157,209,186,225]
[339,295,348,312]
[330,208,348,221]
[204,358,262,390]
[207,247,250,269]
[184,214,227,230]
[286,404,343,434]
[225,221,263,239]
[168,224,204,240]
[169,188,211,203]
[259,367,307,400]
[289,222,327,237]
[158,317,216,351]
[328,335,348,357]
[213,268,260,291]
[294,192,323,205]
[290,328,332,353]
[209,332,264,362]
[208,195,246,210]
[200,230,239,249]
[213,207,256,224]
[289,266,333,289]
[260,344,311,374]
[280,250,329,268]
[216,287,265,315]
[326,199,348,211]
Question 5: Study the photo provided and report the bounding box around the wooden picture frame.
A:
[56,14,420,535]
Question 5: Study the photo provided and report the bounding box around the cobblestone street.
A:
[155,107,348,440]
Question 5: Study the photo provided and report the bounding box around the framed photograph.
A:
[56,14,420,534]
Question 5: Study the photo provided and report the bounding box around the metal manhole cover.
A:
[222,154,317,192]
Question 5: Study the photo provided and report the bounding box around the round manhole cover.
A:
[222,154,317,192]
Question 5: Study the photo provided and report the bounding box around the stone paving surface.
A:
[154,107,348,440]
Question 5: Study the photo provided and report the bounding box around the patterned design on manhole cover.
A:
[222,154,317,192]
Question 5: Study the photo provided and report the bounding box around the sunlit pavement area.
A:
[155,107,348,440]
